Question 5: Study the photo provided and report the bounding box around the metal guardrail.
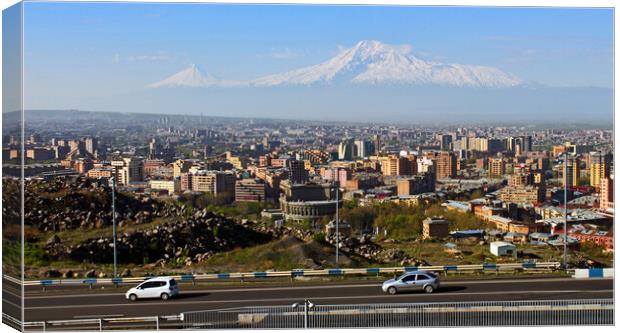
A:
[4,299,612,330]
[5,261,561,288]
[3,314,182,331]
[182,299,614,329]
[2,313,22,331]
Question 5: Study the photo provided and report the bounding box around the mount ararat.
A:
[148,40,523,89]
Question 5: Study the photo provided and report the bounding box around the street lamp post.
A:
[332,168,339,268]
[563,153,568,271]
[111,176,118,279]
[292,299,314,329]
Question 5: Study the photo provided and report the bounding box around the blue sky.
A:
[14,2,614,122]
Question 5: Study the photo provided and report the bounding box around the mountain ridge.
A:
[147,40,523,89]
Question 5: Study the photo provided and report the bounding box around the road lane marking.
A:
[73,314,124,319]
[2,289,27,298]
[24,278,610,300]
[2,298,22,309]
[24,289,612,311]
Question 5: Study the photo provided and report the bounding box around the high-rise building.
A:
[111,157,144,185]
[562,155,579,188]
[381,155,414,176]
[467,137,488,152]
[487,139,504,153]
[75,158,94,174]
[338,139,355,160]
[406,154,417,175]
[229,156,249,170]
[123,157,144,185]
[589,152,611,190]
[354,139,374,158]
[323,167,352,187]
[191,170,236,197]
[507,136,532,154]
[173,159,194,178]
[417,156,434,174]
[148,137,161,159]
[396,173,435,196]
[301,150,330,165]
[259,154,272,167]
[84,137,98,156]
[488,158,505,178]
[600,176,613,211]
[510,164,532,187]
[436,151,457,180]
[440,134,452,151]
[374,135,382,153]
[521,136,532,153]
[537,157,550,171]
[498,185,545,205]
[288,159,309,184]
[235,179,266,202]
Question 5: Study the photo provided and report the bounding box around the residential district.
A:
[1,111,614,276]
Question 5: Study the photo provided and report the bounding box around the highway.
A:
[2,277,613,322]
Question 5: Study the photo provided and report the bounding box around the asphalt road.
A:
[2,278,22,322]
[2,277,611,322]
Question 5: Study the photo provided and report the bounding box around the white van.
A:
[125,277,179,301]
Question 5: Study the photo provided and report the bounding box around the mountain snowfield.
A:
[251,40,522,88]
[148,40,523,88]
[147,64,219,88]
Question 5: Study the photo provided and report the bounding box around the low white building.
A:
[149,179,180,194]
[490,241,516,257]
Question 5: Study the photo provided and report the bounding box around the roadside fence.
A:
[4,299,612,330]
[7,261,561,290]
[181,299,614,329]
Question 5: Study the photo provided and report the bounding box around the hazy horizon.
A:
[6,108,612,129]
[6,2,614,123]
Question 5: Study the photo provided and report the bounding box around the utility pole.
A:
[292,299,314,329]
[304,299,309,329]
[563,153,568,271]
[111,176,118,278]
[332,168,339,268]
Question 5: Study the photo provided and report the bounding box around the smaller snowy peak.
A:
[148,64,219,88]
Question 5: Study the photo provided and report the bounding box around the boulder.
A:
[45,269,62,278]
[46,234,61,247]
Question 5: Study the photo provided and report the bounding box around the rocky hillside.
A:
[7,177,433,278]
[46,209,272,265]
[17,177,165,231]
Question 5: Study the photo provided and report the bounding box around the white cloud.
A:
[112,53,120,63]
[127,51,170,62]
[257,47,300,60]
[270,48,298,60]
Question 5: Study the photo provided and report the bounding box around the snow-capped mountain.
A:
[251,40,522,88]
[147,64,219,88]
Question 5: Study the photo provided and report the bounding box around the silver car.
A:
[382,271,440,294]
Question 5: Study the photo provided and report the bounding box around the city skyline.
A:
[8,108,615,129]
